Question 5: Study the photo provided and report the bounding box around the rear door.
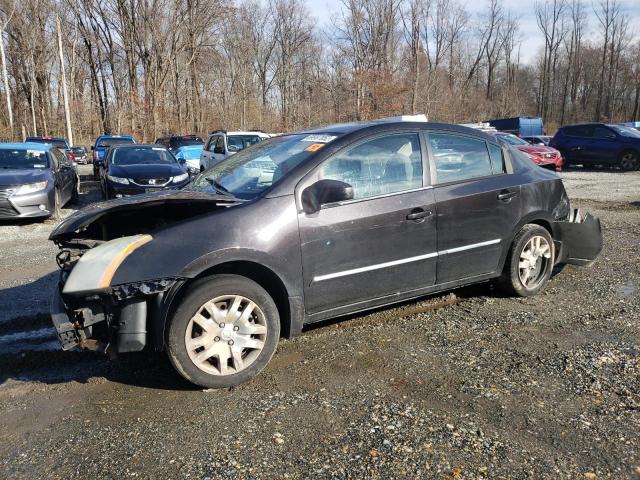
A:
[428,132,522,283]
[298,131,437,314]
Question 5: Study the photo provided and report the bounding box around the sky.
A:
[307,0,640,64]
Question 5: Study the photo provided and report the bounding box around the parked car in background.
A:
[154,134,204,153]
[549,123,640,170]
[71,146,89,164]
[99,144,189,199]
[25,136,76,163]
[485,117,545,136]
[617,121,640,131]
[174,145,203,176]
[49,119,602,389]
[0,142,78,219]
[523,135,552,146]
[200,130,270,171]
[92,135,136,178]
[495,132,563,171]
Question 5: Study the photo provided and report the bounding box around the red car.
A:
[495,132,564,171]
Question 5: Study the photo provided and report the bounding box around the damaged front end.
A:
[48,191,238,355]
[51,237,183,355]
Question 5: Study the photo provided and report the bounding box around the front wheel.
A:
[166,274,280,389]
[499,224,554,297]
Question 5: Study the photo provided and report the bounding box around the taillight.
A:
[67,151,75,161]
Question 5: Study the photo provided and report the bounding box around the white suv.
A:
[199,130,271,171]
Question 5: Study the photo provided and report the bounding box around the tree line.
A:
[0,0,638,144]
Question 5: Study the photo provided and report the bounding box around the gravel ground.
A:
[0,167,638,479]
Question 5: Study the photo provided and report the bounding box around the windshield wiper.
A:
[204,176,240,199]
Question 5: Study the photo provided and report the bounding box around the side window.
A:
[215,136,226,153]
[488,143,506,174]
[429,133,493,184]
[319,133,423,200]
[205,136,217,152]
[592,126,615,139]
[565,126,591,138]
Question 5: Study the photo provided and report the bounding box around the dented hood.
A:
[49,190,240,242]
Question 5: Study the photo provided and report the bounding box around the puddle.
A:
[615,282,637,297]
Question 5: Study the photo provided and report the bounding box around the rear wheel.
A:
[499,224,554,297]
[166,274,280,389]
[619,151,639,171]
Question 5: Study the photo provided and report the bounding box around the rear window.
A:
[170,136,204,149]
[26,138,68,149]
[226,135,264,152]
[97,137,135,148]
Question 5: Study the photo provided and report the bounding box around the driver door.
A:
[297,132,437,315]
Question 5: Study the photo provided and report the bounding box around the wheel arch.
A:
[496,212,556,275]
[154,260,300,351]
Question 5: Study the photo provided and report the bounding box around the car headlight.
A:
[107,175,130,185]
[63,234,152,294]
[13,181,48,195]
[173,173,189,183]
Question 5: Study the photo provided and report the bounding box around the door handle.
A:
[497,190,518,202]
[406,209,433,221]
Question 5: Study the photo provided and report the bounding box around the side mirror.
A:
[214,147,224,154]
[301,179,354,214]
[178,158,186,165]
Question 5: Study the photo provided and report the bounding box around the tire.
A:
[499,224,555,297]
[53,189,62,220]
[558,149,571,169]
[618,150,639,171]
[166,274,280,389]
[71,178,80,203]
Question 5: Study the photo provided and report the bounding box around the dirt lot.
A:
[0,167,638,479]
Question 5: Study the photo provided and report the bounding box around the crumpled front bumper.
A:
[553,210,603,266]
[50,285,79,350]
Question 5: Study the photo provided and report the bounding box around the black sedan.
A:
[0,142,78,219]
[99,144,190,199]
[49,120,602,389]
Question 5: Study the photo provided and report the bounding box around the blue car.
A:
[0,142,78,219]
[174,145,203,175]
[550,123,640,170]
[92,135,136,178]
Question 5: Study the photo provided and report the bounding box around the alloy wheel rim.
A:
[185,295,267,376]
[621,154,637,169]
[518,235,552,289]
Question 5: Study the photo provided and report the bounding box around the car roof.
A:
[0,142,52,151]
[109,143,167,149]
[297,120,499,142]
[176,144,203,150]
[97,135,135,139]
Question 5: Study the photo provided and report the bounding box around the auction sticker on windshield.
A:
[301,134,337,143]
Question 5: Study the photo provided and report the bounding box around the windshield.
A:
[111,147,177,166]
[26,138,68,149]
[227,135,264,152]
[188,134,333,199]
[0,149,49,170]
[171,137,203,149]
[609,125,640,139]
[498,134,529,145]
[97,137,135,148]
[72,147,86,154]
